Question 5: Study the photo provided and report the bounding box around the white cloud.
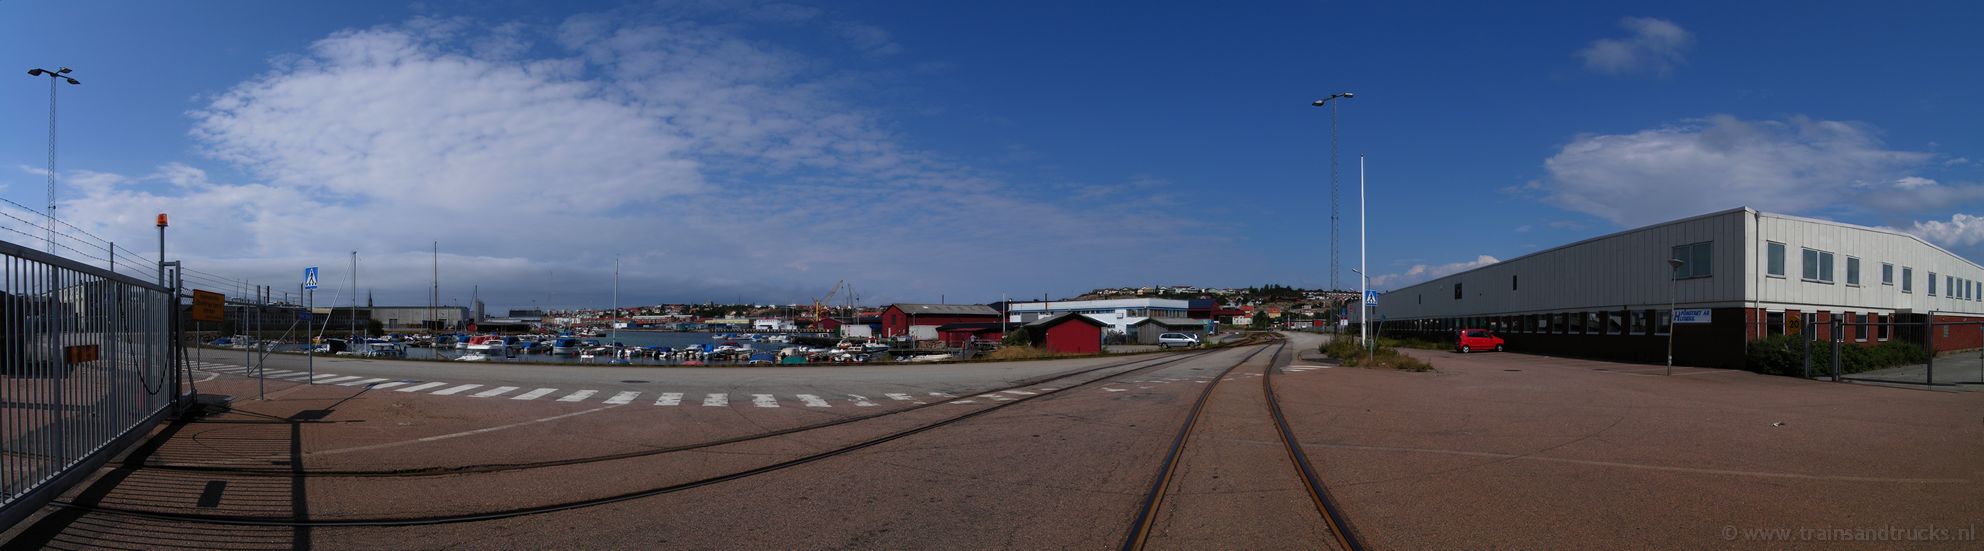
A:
[1576,17,1693,77]
[1904,213,1984,248]
[38,13,1220,308]
[1540,115,1933,226]
[1370,255,1499,288]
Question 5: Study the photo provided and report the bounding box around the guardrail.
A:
[0,238,179,528]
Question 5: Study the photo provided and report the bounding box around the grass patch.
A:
[1376,336,1450,351]
[1320,338,1434,372]
[979,346,1079,361]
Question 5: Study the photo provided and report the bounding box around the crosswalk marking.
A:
[308,374,344,382]
[371,381,411,390]
[929,391,957,398]
[397,382,449,393]
[557,390,598,402]
[206,366,249,373]
[472,386,519,398]
[847,395,878,407]
[977,394,1013,402]
[1000,390,1036,396]
[797,394,830,407]
[1038,387,1057,391]
[513,388,558,401]
[431,384,483,396]
[703,393,728,407]
[885,393,914,402]
[259,370,297,376]
[319,376,364,384]
[604,391,641,405]
[656,392,683,406]
[950,400,977,404]
[340,378,390,387]
[751,394,779,408]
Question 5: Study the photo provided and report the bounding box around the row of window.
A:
[1401,310,1675,336]
[1763,311,1890,342]
[1766,242,1982,304]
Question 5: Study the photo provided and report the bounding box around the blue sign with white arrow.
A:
[304,266,319,290]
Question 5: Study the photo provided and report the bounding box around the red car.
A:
[1456,329,1504,353]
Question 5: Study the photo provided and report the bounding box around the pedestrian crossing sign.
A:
[304,266,319,290]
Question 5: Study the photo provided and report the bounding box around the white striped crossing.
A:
[751,394,779,408]
[655,392,683,406]
[885,393,915,402]
[703,393,729,407]
[796,394,830,407]
[471,386,519,398]
[603,391,641,405]
[319,376,364,384]
[370,381,411,390]
[557,390,598,402]
[340,378,390,387]
[513,388,559,401]
[430,384,484,396]
[396,382,450,393]
[847,395,878,407]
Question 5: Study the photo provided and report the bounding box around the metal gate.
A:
[0,238,179,527]
[1839,315,1984,387]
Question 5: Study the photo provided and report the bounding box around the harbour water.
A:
[403,331,835,366]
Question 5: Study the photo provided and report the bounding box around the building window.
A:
[1857,313,1869,342]
[1767,312,1785,335]
[1882,263,1894,286]
[1631,310,1649,335]
[1846,257,1861,286]
[1655,310,1671,335]
[1512,275,1519,291]
[1584,312,1599,335]
[1610,311,1626,335]
[1766,242,1786,278]
[1671,242,1712,279]
[1903,267,1914,293]
[1930,272,1939,296]
[1801,248,1834,283]
[1552,313,1568,334]
[1453,282,1463,300]
[1597,312,1612,335]
[1878,314,1890,341]
[1535,315,1549,334]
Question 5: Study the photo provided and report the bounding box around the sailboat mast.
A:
[349,250,357,344]
[612,256,619,341]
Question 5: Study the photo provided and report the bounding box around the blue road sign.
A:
[1364,290,1379,306]
[304,266,319,290]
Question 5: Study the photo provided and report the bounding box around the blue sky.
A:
[1,1,1979,309]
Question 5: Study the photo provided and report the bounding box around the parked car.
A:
[1158,332,1201,349]
[1456,329,1504,353]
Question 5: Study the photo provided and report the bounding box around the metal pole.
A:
[1359,154,1368,364]
[1667,287,1675,376]
[1831,317,1843,382]
[305,282,313,383]
[1330,97,1340,293]
[1924,314,1935,385]
[1801,319,1811,379]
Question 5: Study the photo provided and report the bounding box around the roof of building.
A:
[1024,312,1109,328]
[886,304,1002,316]
[1128,317,1205,328]
[935,322,1007,332]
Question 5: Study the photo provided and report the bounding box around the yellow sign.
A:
[191,290,225,322]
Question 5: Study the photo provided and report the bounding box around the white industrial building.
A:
[1007,298,1191,335]
[1375,208,1984,367]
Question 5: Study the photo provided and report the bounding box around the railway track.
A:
[1119,334,1363,551]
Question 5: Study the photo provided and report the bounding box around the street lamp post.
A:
[1666,257,1684,376]
[1312,92,1354,295]
[26,67,79,254]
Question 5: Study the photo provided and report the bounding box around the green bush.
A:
[1744,335,1927,377]
[1320,337,1433,372]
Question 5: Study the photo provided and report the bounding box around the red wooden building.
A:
[935,322,1006,347]
[880,304,1002,339]
[1024,313,1106,354]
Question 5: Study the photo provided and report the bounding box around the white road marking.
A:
[557,390,599,402]
[319,376,364,384]
[370,381,411,390]
[472,386,520,398]
[604,391,641,405]
[752,394,780,408]
[655,392,684,406]
[397,382,449,393]
[513,388,559,400]
[847,394,878,407]
[258,370,297,376]
[1037,387,1057,391]
[340,378,390,387]
[977,394,1013,402]
[1001,390,1036,396]
[704,393,729,407]
[797,394,831,407]
[950,400,978,404]
[206,366,249,373]
[308,374,344,381]
[431,384,484,396]
[193,372,219,383]
[1103,388,1128,392]
[885,393,915,402]
[929,391,957,398]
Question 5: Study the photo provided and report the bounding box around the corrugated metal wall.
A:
[1755,212,1984,315]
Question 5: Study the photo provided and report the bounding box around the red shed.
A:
[1024,313,1106,354]
[935,322,1006,347]
[880,304,1002,339]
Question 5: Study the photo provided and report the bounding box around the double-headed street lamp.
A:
[1666,257,1683,376]
[1312,92,1353,295]
[27,67,80,254]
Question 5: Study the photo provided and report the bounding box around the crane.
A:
[813,279,846,321]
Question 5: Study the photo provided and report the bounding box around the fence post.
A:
[1801,322,1812,379]
[1924,314,1934,386]
[1830,317,1843,382]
